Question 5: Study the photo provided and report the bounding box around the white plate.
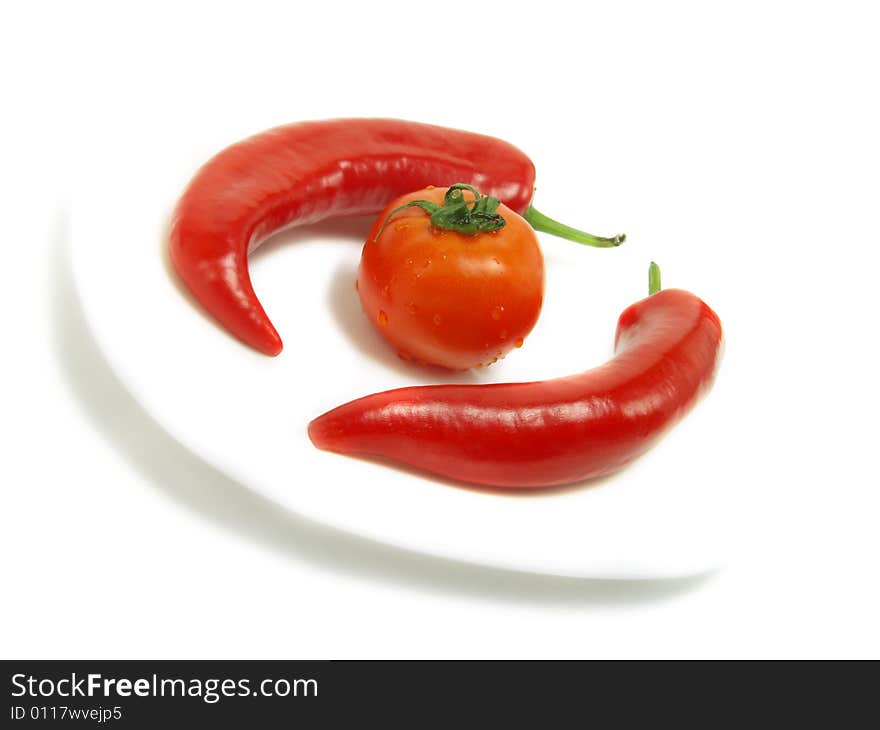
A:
[70,126,727,579]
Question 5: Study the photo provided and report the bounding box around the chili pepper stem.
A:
[523,205,625,248]
[649,261,662,295]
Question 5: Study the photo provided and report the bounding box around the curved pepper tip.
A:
[263,336,284,357]
[307,404,357,453]
[244,328,283,356]
[307,415,334,452]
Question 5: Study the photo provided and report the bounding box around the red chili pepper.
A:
[169,118,623,355]
[308,264,723,488]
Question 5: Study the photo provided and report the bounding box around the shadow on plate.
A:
[54,210,716,605]
[326,261,484,383]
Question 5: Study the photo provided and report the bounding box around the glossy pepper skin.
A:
[169,119,537,355]
[308,287,723,488]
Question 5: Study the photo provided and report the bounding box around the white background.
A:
[2,1,878,658]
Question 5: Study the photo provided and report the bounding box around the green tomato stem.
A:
[375,184,507,240]
[523,205,625,248]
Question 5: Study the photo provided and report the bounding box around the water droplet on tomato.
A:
[491,305,504,320]
[433,313,442,326]
[377,310,388,327]
[382,284,390,297]
[394,222,409,232]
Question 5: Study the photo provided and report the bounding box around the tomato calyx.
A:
[375,183,506,240]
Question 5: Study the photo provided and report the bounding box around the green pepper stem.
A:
[523,205,625,248]
[648,261,662,295]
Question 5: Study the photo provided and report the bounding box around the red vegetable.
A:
[169,118,623,355]
[309,264,723,488]
[358,184,544,370]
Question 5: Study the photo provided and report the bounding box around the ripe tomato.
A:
[357,185,544,370]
